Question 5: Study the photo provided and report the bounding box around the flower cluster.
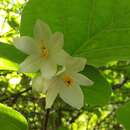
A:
[14,20,93,109]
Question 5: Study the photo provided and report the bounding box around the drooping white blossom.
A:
[33,57,93,109]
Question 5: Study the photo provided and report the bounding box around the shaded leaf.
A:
[58,127,68,130]
[0,42,26,64]
[116,101,130,130]
[82,65,111,106]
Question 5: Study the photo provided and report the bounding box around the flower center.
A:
[39,40,49,59]
[63,75,74,87]
[40,46,49,59]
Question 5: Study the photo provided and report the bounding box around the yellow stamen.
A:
[63,75,74,87]
[39,40,49,59]
[41,46,49,59]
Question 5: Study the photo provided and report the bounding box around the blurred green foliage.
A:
[0,0,130,130]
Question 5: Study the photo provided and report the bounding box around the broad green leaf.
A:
[21,0,130,66]
[82,65,111,106]
[120,63,130,76]
[0,103,28,130]
[20,0,90,54]
[116,102,130,130]
[0,42,26,64]
[0,58,18,70]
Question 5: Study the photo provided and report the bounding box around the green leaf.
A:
[116,102,130,130]
[82,65,111,106]
[0,42,27,64]
[20,0,90,54]
[0,103,28,130]
[21,0,130,66]
[0,58,18,70]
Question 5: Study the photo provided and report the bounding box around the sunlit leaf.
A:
[0,103,28,130]
[20,0,90,54]
[21,0,130,66]
[0,58,18,70]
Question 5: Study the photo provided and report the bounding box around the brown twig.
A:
[112,77,129,90]
[93,108,116,130]
[0,87,32,102]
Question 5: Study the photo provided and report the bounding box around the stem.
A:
[43,109,50,130]
[112,77,129,90]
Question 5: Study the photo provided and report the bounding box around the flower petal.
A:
[45,78,60,109]
[49,32,64,53]
[74,73,93,86]
[34,20,52,43]
[41,61,57,79]
[60,83,84,109]
[19,55,41,72]
[52,50,71,66]
[66,57,87,72]
[32,75,46,93]
[14,36,36,55]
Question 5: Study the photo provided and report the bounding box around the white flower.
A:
[32,75,46,93]
[14,20,68,78]
[44,57,93,109]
